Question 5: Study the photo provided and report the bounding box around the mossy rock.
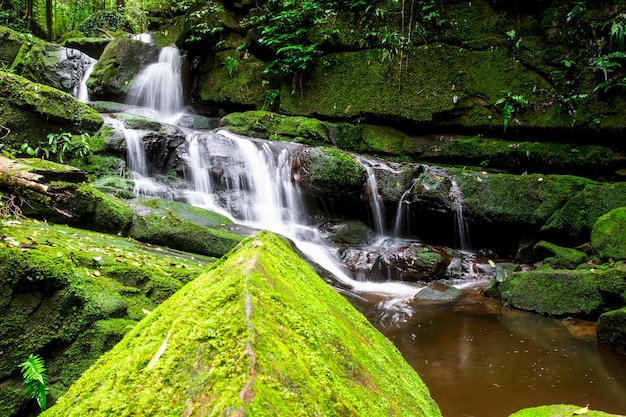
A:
[319,220,375,245]
[420,135,626,177]
[43,231,442,417]
[294,146,366,197]
[416,282,463,301]
[21,183,133,234]
[128,210,242,258]
[590,207,626,261]
[498,268,623,317]
[135,198,235,229]
[596,307,626,353]
[0,219,211,413]
[361,124,420,156]
[221,110,331,146]
[542,182,626,243]
[0,71,103,148]
[87,38,161,100]
[533,241,588,269]
[59,36,112,59]
[198,51,271,109]
[509,404,625,417]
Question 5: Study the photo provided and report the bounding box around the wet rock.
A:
[590,207,626,261]
[43,231,442,417]
[597,307,626,353]
[319,220,375,245]
[416,282,463,301]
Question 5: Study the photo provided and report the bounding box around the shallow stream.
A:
[352,290,626,416]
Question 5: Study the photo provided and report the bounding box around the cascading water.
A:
[125,46,184,124]
[74,57,96,103]
[358,157,387,235]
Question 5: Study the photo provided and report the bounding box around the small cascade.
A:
[131,33,152,43]
[448,175,471,251]
[392,180,416,237]
[125,46,184,124]
[74,57,96,102]
[424,167,471,251]
[358,157,387,235]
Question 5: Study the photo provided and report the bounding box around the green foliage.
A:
[495,92,528,133]
[19,354,48,410]
[21,132,93,164]
[224,55,239,76]
[77,10,130,36]
[606,19,626,52]
[184,1,225,42]
[589,52,626,93]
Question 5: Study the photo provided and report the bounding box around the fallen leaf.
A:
[573,404,590,415]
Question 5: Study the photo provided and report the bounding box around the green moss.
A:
[43,231,442,417]
[509,404,623,417]
[136,198,235,229]
[542,182,626,243]
[590,207,626,260]
[128,211,242,258]
[596,307,626,352]
[295,146,366,197]
[0,71,103,147]
[533,241,589,269]
[0,218,212,412]
[361,124,417,156]
[499,269,606,317]
[198,51,271,109]
[221,110,331,145]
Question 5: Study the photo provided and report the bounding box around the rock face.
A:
[43,231,442,417]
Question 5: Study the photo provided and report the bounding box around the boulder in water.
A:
[590,207,626,261]
[416,282,463,301]
[596,307,626,353]
[43,231,442,417]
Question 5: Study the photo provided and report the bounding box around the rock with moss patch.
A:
[294,146,365,197]
[590,207,626,261]
[509,404,624,417]
[128,210,242,258]
[221,110,331,146]
[87,38,161,100]
[42,231,442,417]
[416,282,463,301]
[533,241,588,269]
[319,220,375,245]
[596,307,626,353]
[0,71,103,148]
[498,267,626,317]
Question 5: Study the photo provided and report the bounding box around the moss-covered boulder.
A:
[294,146,366,197]
[533,241,589,269]
[509,404,624,417]
[319,219,375,245]
[0,71,103,148]
[590,207,626,261]
[0,219,212,415]
[416,282,463,301]
[221,110,331,146]
[128,210,242,258]
[43,231,442,417]
[596,307,626,353]
[498,267,626,317]
[87,38,161,100]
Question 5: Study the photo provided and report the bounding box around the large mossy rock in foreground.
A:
[596,307,626,354]
[44,231,442,417]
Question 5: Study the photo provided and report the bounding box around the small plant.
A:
[589,52,626,92]
[224,55,239,76]
[21,131,93,163]
[19,354,48,411]
[265,88,280,110]
[495,92,528,133]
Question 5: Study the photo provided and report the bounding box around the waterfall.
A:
[358,158,387,235]
[75,58,96,102]
[392,181,415,237]
[126,46,184,124]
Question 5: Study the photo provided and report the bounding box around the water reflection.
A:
[352,289,626,417]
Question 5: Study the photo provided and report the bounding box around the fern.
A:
[19,354,48,410]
